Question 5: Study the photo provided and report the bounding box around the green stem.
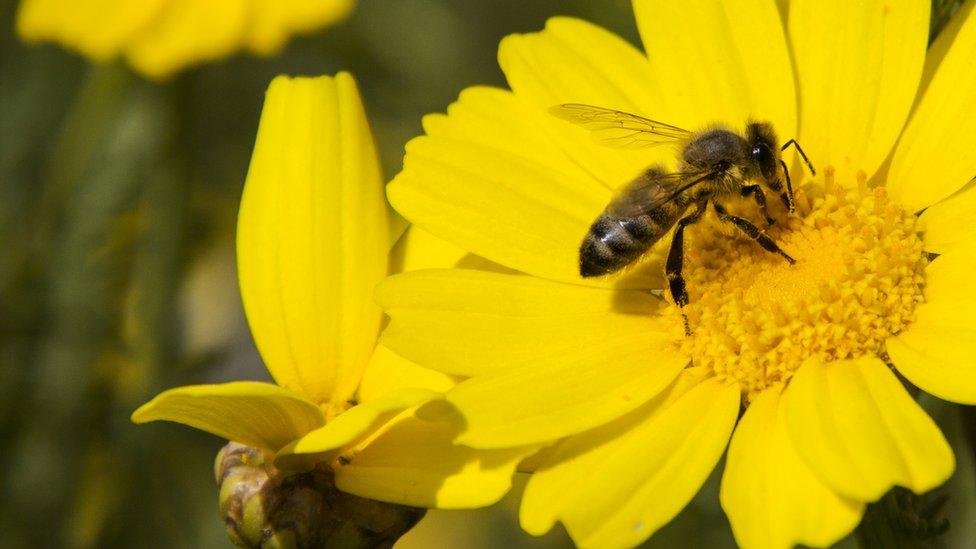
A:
[0,62,178,547]
[0,62,132,294]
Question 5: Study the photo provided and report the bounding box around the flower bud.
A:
[215,443,425,548]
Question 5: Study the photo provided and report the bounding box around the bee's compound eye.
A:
[752,144,771,164]
[753,144,776,179]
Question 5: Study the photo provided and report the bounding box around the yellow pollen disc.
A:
[671,171,927,401]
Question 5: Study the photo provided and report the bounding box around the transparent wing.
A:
[606,168,717,218]
[549,103,692,150]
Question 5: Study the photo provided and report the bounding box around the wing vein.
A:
[549,103,691,150]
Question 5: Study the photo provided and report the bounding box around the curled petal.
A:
[131,382,324,451]
[275,388,443,470]
[238,74,388,405]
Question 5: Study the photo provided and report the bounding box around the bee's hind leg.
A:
[741,184,774,226]
[713,203,796,265]
[666,201,708,336]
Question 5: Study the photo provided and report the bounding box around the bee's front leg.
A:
[713,203,796,265]
[741,184,774,226]
[777,159,795,213]
[778,138,816,214]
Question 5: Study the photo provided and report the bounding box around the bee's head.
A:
[746,122,779,182]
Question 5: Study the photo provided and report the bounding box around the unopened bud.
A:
[215,443,425,548]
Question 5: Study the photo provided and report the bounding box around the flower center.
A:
[670,170,927,401]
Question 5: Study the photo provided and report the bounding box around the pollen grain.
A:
[673,170,927,401]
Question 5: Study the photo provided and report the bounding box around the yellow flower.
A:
[132,74,533,510]
[16,0,353,79]
[380,1,976,547]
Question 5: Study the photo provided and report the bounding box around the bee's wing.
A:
[549,103,692,150]
[607,168,717,218]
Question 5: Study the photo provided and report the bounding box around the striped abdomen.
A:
[579,205,683,277]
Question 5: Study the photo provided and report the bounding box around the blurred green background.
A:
[1,0,974,547]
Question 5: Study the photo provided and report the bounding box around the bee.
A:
[550,103,815,334]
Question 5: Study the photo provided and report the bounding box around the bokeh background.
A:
[1,0,974,547]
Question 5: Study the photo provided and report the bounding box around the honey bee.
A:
[550,103,815,334]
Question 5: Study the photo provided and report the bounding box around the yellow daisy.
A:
[380,1,976,547]
[16,0,353,79]
[131,73,534,544]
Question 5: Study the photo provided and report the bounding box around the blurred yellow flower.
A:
[132,74,533,509]
[16,0,354,79]
[380,0,976,547]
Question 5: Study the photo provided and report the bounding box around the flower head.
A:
[677,175,927,400]
[132,74,534,528]
[16,0,353,78]
[380,1,976,547]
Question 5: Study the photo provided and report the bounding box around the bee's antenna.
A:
[781,138,816,176]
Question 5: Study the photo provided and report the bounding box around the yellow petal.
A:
[16,0,351,77]
[887,1,976,211]
[520,370,739,548]
[125,0,248,79]
[887,239,976,404]
[389,86,666,290]
[446,342,684,449]
[389,225,468,272]
[377,269,673,377]
[334,411,538,509]
[499,17,661,116]
[244,0,354,55]
[918,184,976,254]
[388,225,509,275]
[789,0,929,184]
[131,382,324,451]
[775,0,790,22]
[411,273,686,448]
[389,134,605,287]
[515,445,556,475]
[420,87,616,187]
[238,74,388,405]
[496,18,671,180]
[632,0,796,137]
[721,388,864,549]
[275,388,443,470]
[783,357,954,502]
[16,0,166,61]
[357,345,458,404]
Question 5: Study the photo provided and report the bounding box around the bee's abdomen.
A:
[579,214,666,277]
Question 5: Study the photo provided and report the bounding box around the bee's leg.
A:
[666,201,708,336]
[779,139,815,213]
[763,160,795,213]
[778,159,795,213]
[741,185,774,225]
[780,138,816,176]
[713,203,796,265]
